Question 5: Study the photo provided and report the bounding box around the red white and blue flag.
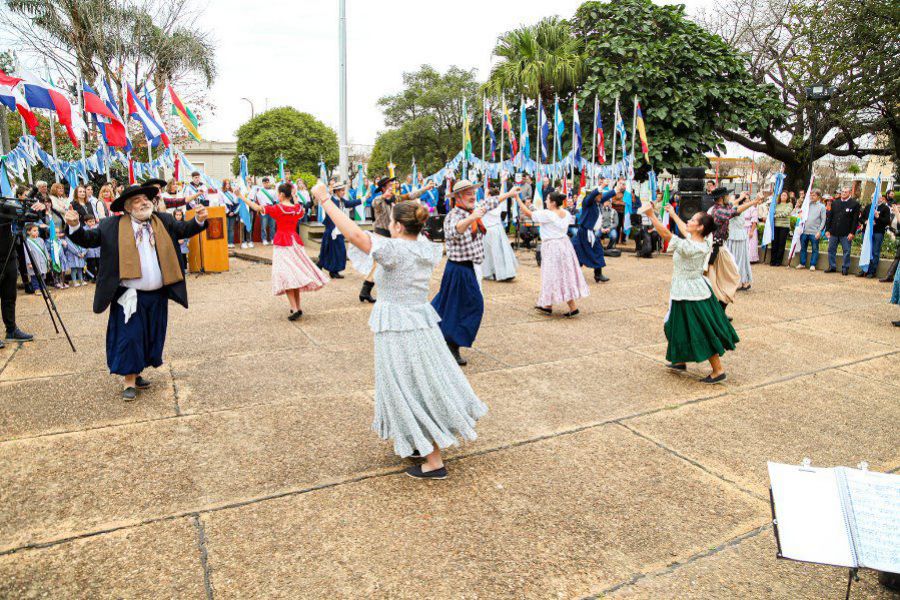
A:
[142,82,170,147]
[0,70,38,135]
[484,103,496,160]
[82,80,129,148]
[17,67,85,146]
[126,83,167,148]
[98,79,132,151]
[594,96,606,164]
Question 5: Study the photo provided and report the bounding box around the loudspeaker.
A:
[678,192,702,222]
[678,167,706,180]
[678,178,704,192]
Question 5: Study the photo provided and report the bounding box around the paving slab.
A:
[0,392,387,551]
[164,311,313,361]
[630,321,890,388]
[0,518,206,599]
[625,370,900,497]
[0,369,175,441]
[0,337,106,381]
[608,528,896,599]
[202,425,767,599]
[475,318,626,367]
[785,307,900,346]
[838,353,900,389]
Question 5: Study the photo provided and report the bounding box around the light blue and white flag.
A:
[761,172,785,247]
[858,175,881,273]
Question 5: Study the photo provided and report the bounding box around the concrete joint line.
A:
[192,514,216,600]
[0,343,21,378]
[615,421,767,503]
[585,522,772,599]
[169,364,183,416]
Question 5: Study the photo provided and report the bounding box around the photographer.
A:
[0,186,38,349]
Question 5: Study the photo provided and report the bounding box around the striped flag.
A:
[614,98,627,145]
[501,97,517,156]
[462,98,473,159]
[572,98,582,163]
[636,103,650,161]
[788,178,815,262]
[518,97,530,158]
[126,83,165,146]
[168,85,202,141]
[538,98,550,161]
[354,163,367,221]
[594,97,606,164]
[0,70,38,134]
[761,172,786,247]
[554,98,565,162]
[858,175,882,273]
[484,103,496,160]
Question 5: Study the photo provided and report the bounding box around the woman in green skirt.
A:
[645,202,740,383]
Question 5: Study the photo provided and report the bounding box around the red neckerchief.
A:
[456,202,486,238]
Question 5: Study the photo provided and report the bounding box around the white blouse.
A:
[531,209,572,240]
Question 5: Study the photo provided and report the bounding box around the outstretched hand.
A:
[64,209,80,227]
[311,182,330,204]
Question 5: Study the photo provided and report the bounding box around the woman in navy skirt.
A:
[317,182,361,278]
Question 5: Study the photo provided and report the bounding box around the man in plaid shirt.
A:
[432,179,521,365]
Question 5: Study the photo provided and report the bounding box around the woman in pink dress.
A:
[245,182,328,320]
[515,191,589,317]
[745,192,762,263]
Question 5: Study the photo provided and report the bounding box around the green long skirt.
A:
[664,294,740,364]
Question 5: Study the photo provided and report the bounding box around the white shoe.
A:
[795,264,804,269]
[241,242,248,249]
[810,266,816,271]
[228,243,234,248]
[262,240,269,246]
[248,242,255,248]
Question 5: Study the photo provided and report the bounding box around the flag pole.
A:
[76,75,88,184]
[42,59,60,183]
[570,98,576,195]
[19,114,33,184]
[591,95,597,188]
[536,96,542,209]
[481,94,486,186]
[630,95,637,187]
[611,96,619,183]
[552,95,558,187]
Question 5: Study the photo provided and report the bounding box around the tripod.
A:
[1,227,76,353]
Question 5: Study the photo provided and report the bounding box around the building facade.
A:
[180,140,237,181]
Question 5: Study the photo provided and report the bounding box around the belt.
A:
[448,259,474,269]
[374,227,391,237]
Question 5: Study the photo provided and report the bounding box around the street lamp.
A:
[241,97,254,120]
[805,84,835,185]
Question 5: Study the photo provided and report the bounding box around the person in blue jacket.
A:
[317,182,362,278]
[572,180,624,283]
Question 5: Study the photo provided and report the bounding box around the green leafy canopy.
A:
[233,107,339,177]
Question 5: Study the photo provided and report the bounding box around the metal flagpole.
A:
[19,115,33,184]
[481,94,486,186]
[591,95,598,188]
[570,99,576,194]
[611,96,619,183]
[536,96,542,209]
[43,59,60,183]
[338,0,349,181]
[629,95,637,196]
[461,97,467,180]
[552,95,558,187]
[76,76,88,183]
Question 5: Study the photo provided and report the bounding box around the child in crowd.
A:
[173,209,189,271]
[83,217,101,282]
[61,230,87,287]
[23,224,49,294]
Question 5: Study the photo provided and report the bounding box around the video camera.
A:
[0,196,43,223]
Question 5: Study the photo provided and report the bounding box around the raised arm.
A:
[515,196,534,219]
[399,180,435,202]
[646,203,674,242]
[64,209,101,248]
[313,183,372,254]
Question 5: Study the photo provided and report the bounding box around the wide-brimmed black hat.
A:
[110,185,160,213]
[710,187,730,200]
[142,178,167,188]
[376,176,397,191]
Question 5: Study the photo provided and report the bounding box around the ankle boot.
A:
[447,341,467,366]
[359,280,376,303]
[594,268,609,283]
[880,258,898,282]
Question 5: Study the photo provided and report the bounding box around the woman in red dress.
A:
[245,182,328,320]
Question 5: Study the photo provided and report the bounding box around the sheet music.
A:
[842,467,900,573]
[767,462,856,568]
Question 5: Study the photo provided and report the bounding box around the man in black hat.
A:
[143,178,167,212]
[358,176,433,302]
[65,185,208,400]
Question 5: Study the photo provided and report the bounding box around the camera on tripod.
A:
[0,196,43,223]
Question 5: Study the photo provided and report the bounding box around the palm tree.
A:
[484,17,585,107]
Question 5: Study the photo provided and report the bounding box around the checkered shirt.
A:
[443,196,501,264]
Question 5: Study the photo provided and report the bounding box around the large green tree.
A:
[233,107,338,177]
[697,0,898,190]
[369,65,480,179]
[483,17,584,108]
[572,0,783,177]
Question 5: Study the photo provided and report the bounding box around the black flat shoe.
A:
[5,328,34,342]
[892,320,900,327]
[534,306,552,314]
[824,268,837,273]
[329,271,344,279]
[288,310,303,321]
[135,376,151,389]
[122,387,137,401]
[700,373,727,384]
[405,464,448,480]
[408,450,422,459]
[563,309,580,318]
[447,342,467,366]
[666,363,687,371]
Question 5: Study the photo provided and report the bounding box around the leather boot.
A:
[594,268,609,283]
[880,257,898,282]
[447,341,467,366]
[359,280,376,303]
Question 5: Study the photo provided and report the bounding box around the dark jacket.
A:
[72,201,95,224]
[69,212,207,314]
[860,202,892,234]
[576,189,612,230]
[825,197,861,237]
